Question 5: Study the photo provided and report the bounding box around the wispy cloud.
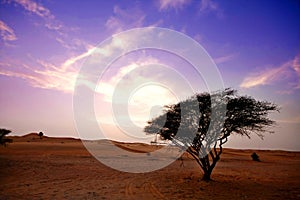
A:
[291,55,300,89]
[11,0,65,34]
[8,0,84,49]
[105,5,145,33]
[214,53,237,64]
[0,27,157,93]
[0,44,97,93]
[200,0,218,12]
[199,0,223,17]
[0,68,39,83]
[13,0,54,19]
[0,59,78,93]
[240,55,300,91]
[158,0,191,11]
[61,46,96,70]
[157,0,222,16]
[1,1,96,93]
[0,20,17,41]
[240,64,287,88]
[0,28,147,93]
[32,66,78,92]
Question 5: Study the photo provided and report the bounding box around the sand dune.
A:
[9,133,79,143]
[0,135,299,199]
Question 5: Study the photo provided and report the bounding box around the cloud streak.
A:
[157,0,223,17]
[9,0,80,49]
[0,43,97,93]
[240,64,288,88]
[0,27,155,94]
[240,55,300,91]
[0,60,78,93]
[214,53,237,64]
[13,0,54,19]
[105,5,145,33]
[158,0,191,11]
[12,0,65,34]
[0,20,17,41]
[62,46,96,70]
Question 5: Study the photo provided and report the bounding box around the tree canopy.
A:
[38,132,44,139]
[144,88,279,181]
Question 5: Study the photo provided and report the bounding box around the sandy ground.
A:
[0,134,299,200]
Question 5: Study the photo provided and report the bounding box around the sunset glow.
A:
[1,0,299,150]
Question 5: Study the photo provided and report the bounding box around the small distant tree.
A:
[38,132,44,139]
[0,128,12,146]
[144,88,279,181]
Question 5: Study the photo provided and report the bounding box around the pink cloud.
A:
[9,0,66,37]
[240,54,300,91]
[0,48,90,93]
[0,20,17,41]
[13,0,54,19]
[0,62,77,93]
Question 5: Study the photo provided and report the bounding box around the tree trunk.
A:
[187,142,225,182]
[202,171,212,181]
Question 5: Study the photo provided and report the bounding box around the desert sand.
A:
[0,133,299,200]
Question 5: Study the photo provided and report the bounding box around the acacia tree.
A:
[0,128,12,146]
[144,88,279,181]
[38,132,44,139]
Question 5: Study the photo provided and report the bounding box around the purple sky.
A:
[0,0,299,150]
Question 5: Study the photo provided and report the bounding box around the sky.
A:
[0,0,299,150]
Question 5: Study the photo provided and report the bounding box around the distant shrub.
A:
[251,152,260,162]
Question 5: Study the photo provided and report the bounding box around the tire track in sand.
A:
[125,180,166,199]
[125,182,134,197]
[143,182,165,199]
